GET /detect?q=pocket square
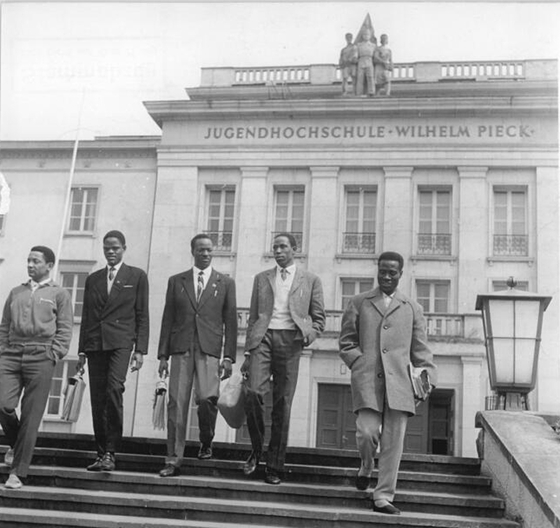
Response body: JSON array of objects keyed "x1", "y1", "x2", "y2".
[{"x1": 123, "y1": 285, "x2": 134, "y2": 288}]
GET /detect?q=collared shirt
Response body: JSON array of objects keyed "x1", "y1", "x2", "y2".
[
  {"x1": 269, "y1": 264, "x2": 296, "y2": 330},
  {"x1": 193, "y1": 266, "x2": 212, "y2": 297},
  {"x1": 107, "y1": 261, "x2": 124, "y2": 294},
  {"x1": 383, "y1": 291, "x2": 395, "y2": 309},
  {"x1": 29, "y1": 277, "x2": 52, "y2": 292}
]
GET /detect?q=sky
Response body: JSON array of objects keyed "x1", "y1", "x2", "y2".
[{"x1": 1, "y1": 1, "x2": 559, "y2": 141}]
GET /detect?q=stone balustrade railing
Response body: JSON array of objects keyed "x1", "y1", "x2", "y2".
[
  {"x1": 201, "y1": 59, "x2": 556, "y2": 88},
  {"x1": 236, "y1": 308, "x2": 482, "y2": 340}
]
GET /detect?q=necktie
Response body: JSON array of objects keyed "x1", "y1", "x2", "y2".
[
  {"x1": 197, "y1": 271, "x2": 204, "y2": 302},
  {"x1": 280, "y1": 268, "x2": 287, "y2": 281},
  {"x1": 109, "y1": 267, "x2": 115, "y2": 281}
]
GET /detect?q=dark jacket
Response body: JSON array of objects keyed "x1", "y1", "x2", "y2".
[
  {"x1": 157, "y1": 268, "x2": 237, "y2": 361},
  {"x1": 78, "y1": 263, "x2": 149, "y2": 354}
]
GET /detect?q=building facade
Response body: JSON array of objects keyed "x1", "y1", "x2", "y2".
[{"x1": 0, "y1": 58, "x2": 557, "y2": 457}]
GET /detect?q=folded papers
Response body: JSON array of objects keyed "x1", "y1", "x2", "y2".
[{"x1": 408, "y1": 364, "x2": 431, "y2": 402}]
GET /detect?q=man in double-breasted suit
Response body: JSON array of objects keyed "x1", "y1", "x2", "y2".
[
  {"x1": 339, "y1": 251, "x2": 437, "y2": 515},
  {"x1": 77, "y1": 230, "x2": 149, "y2": 472},
  {"x1": 157, "y1": 233, "x2": 237, "y2": 477},
  {"x1": 241, "y1": 233, "x2": 325, "y2": 485}
]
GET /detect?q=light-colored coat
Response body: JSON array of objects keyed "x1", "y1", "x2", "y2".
[
  {"x1": 339, "y1": 287, "x2": 437, "y2": 415},
  {"x1": 245, "y1": 267, "x2": 325, "y2": 351}
]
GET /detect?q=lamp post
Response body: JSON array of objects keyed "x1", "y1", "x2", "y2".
[{"x1": 475, "y1": 278, "x2": 552, "y2": 411}]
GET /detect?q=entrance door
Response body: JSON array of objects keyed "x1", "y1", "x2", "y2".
[
  {"x1": 404, "y1": 389, "x2": 454, "y2": 455},
  {"x1": 316, "y1": 384, "x2": 356, "y2": 450}
]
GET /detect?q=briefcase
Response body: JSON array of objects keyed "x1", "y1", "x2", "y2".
[
  {"x1": 217, "y1": 372, "x2": 246, "y2": 429},
  {"x1": 61, "y1": 373, "x2": 86, "y2": 422}
]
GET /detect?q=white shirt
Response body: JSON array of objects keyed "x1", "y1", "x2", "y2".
[
  {"x1": 107, "y1": 261, "x2": 124, "y2": 294},
  {"x1": 193, "y1": 266, "x2": 212, "y2": 297},
  {"x1": 383, "y1": 291, "x2": 395, "y2": 308},
  {"x1": 269, "y1": 264, "x2": 296, "y2": 330}
]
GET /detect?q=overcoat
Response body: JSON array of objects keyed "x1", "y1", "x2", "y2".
[{"x1": 339, "y1": 287, "x2": 437, "y2": 416}]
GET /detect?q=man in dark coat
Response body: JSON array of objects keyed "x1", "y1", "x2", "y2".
[
  {"x1": 339, "y1": 251, "x2": 437, "y2": 515},
  {"x1": 77, "y1": 230, "x2": 149, "y2": 472},
  {"x1": 157, "y1": 233, "x2": 237, "y2": 477}
]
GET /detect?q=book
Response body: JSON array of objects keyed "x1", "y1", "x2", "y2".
[{"x1": 408, "y1": 364, "x2": 432, "y2": 402}]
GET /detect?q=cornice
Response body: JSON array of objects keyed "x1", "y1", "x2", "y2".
[{"x1": 144, "y1": 94, "x2": 557, "y2": 127}]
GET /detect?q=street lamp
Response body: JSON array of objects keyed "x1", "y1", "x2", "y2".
[{"x1": 475, "y1": 278, "x2": 552, "y2": 411}]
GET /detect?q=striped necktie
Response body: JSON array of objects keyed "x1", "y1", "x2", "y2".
[{"x1": 197, "y1": 271, "x2": 204, "y2": 302}]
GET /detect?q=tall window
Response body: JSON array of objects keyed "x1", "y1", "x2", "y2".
[
  {"x1": 68, "y1": 187, "x2": 98, "y2": 233},
  {"x1": 416, "y1": 280, "x2": 450, "y2": 313},
  {"x1": 418, "y1": 189, "x2": 451, "y2": 255},
  {"x1": 206, "y1": 187, "x2": 235, "y2": 251},
  {"x1": 341, "y1": 278, "x2": 374, "y2": 310},
  {"x1": 46, "y1": 359, "x2": 79, "y2": 417},
  {"x1": 493, "y1": 189, "x2": 528, "y2": 256},
  {"x1": 343, "y1": 187, "x2": 376, "y2": 253},
  {"x1": 273, "y1": 187, "x2": 304, "y2": 251},
  {"x1": 61, "y1": 271, "x2": 88, "y2": 320}
]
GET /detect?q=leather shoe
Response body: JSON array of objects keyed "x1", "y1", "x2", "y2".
[
  {"x1": 243, "y1": 450, "x2": 261, "y2": 476},
  {"x1": 264, "y1": 469, "x2": 281, "y2": 485},
  {"x1": 356, "y1": 475, "x2": 369, "y2": 491},
  {"x1": 100, "y1": 452, "x2": 115, "y2": 472},
  {"x1": 86, "y1": 456, "x2": 104, "y2": 472},
  {"x1": 373, "y1": 502, "x2": 401, "y2": 515},
  {"x1": 159, "y1": 464, "x2": 180, "y2": 477},
  {"x1": 197, "y1": 444, "x2": 212, "y2": 460}
]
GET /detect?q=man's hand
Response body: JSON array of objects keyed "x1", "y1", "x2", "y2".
[
  {"x1": 240, "y1": 355, "x2": 251, "y2": 377},
  {"x1": 130, "y1": 351, "x2": 143, "y2": 373},
  {"x1": 158, "y1": 358, "x2": 169, "y2": 379},
  {"x1": 219, "y1": 358, "x2": 233, "y2": 380},
  {"x1": 76, "y1": 354, "x2": 87, "y2": 374}
]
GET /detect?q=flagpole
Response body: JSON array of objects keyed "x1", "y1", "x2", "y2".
[{"x1": 53, "y1": 89, "x2": 85, "y2": 279}]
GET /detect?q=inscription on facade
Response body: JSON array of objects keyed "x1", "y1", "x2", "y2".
[{"x1": 202, "y1": 123, "x2": 536, "y2": 141}]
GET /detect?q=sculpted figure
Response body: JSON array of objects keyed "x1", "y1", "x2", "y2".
[
  {"x1": 339, "y1": 32, "x2": 358, "y2": 95},
  {"x1": 356, "y1": 30, "x2": 376, "y2": 97},
  {"x1": 373, "y1": 34, "x2": 393, "y2": 96}
]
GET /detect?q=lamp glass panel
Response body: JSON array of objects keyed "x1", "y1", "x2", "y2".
[
  {"x1": 491, "y1": 338, "x2": 515, "y2": 384},
  {"x1": 513, "y1": 300, "x2": 540, "y2": 338},
  {"x1": 487, "y1": 300, "x2": 514, "y2": 337},
  {"x1": 514, "y1": 339, "x2": 537, "y2": 385}
]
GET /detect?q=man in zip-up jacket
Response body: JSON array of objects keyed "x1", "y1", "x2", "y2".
[{"x1": 0, "y1": 246, "x2": 73, "y2": 489}]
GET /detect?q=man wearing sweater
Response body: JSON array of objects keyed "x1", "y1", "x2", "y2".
[{"x1": 0, "y1": 246, "x2": 73, "y2": 489}]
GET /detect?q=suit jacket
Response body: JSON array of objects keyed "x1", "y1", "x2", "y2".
[
  {"x1": 339, "y1": 287, "x2": 437, "y2": 416},
  {"x1": 78, "y1": 263, "x2": 150, "y2": 354},
  {"x1": 245, "y1": 267, "x2": 325, "y2": 351},
  {"x1": 157, "y1": 268, "x2": 237, "y2": 361}
]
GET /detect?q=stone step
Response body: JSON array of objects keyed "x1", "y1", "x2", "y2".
[
  {"x1": 2, "y1": 433, "x2": 482, "y2": 475},
  {"x1": 0, "y1": 466, "x2": 505, "y2": 518},
  {"x1": 4, "y1": 447, "x2": 493, "y2": 495},
  {"x1": 0, "y1": 487, "x2": 520, "y2": 528}
]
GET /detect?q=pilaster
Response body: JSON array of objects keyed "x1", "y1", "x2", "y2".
[{"x1": 382, "y1": 167, "x2": 414, "y2": 256}]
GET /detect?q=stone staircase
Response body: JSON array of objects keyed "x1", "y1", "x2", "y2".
[{"x1": 0, "y1": 434, "x2": 519, "y2": 528}]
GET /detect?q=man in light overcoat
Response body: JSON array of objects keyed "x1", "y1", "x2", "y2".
[{"x1": 339, "y1": 251, "x2": 437, "y2": 515}]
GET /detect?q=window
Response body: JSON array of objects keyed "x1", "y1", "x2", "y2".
[
  {"x1": 493, "y1": 189, "x2": 528, "y2": 256},
  {"x1": 206, "y1": 187, "x2": 235, "y2": 251},
  {"x1": 46, "y1": 359, "x2": 79, "y2": 417},
  {"x1": 272, "y1": 187, "x2": 304, "y2": 251},
  {"x1": 0, "y1": 215, "x2": 5, "y2": 235},
  {"x1": 341, "y1": 278, "x2": 374, "y2": 310},
  {"x1": 416, "y1": 281, "x2": 450, "y2": 313},
  {"x1": 418, "y1": 189, "x2": 451, "y2": 255},
  {"x1": 343, "y1": 187, "x2": 376, "y2": 253},
  {"x1": 61, "y1": 271, "x2": 88, "y2": 319},
  {"x1": 68, "y1": 187, "x2": 98, "y2": 233}
]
